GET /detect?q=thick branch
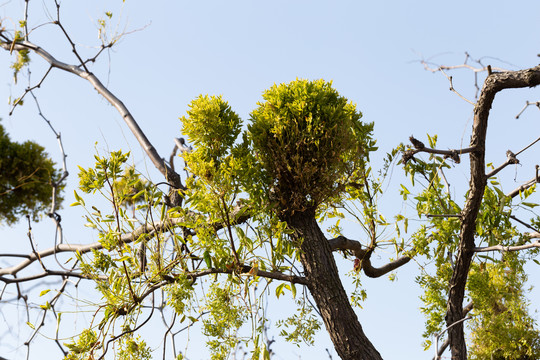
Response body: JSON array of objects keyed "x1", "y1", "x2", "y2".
[{"x1": 329, "y1": 235, "x2": 411, "y2": 278}]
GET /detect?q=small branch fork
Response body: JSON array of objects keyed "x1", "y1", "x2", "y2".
[
  {"x1": 433, "y1": 302, "x2": 473, "y2": 360},
  {"x1": 421, "y1": 52, "x2": 509, "y2": 100},
  {"x1": 515, "y1": 100, "x2": 540, "y2": 119}
]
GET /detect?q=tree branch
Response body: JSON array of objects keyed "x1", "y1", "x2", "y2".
[
  {"x1": 0, "y1": 205, "x2": 250, "y2": 277},
  {"x1": 328, "y1": 235, "x2": 411, "y2": 278},
  {"x1": 474, "y1": 235, "x2": 540, "y2": 253},
  {"x1": 402, "y1": 136, "x2": 475, "y2": 164},
  {"x1": 0, "y1": 270, "x2": 106, "y2": 283},
  {"x1": 0, "y1": 38, "x2": 184, "y2": 190},
  {"x1": 506, "y1": 176, "x2": 538, "y2": 199}
]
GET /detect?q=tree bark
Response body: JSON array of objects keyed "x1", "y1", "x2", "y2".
[{"x1": 286, "y1": 210, "x2": 383, "y2": 360}]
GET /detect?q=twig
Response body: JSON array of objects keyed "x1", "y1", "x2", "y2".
[{"x1": 515, "y1": 100, "x2": 540, "y2": 119}]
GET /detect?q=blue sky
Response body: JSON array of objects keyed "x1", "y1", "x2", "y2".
[{"x1": 1, "y1": 1, "x2": 540, "y2": 359}]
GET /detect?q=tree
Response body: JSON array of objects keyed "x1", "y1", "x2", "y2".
[
  {"x1": 1, "y1": 3, "x2": 540, "y2": 360},
  {"x1": 0, "y1": 121, "x2": 64, "y2": 224}
]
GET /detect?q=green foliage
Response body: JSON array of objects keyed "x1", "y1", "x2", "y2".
[
  {"x1": 468, "y1": 261, "x2": 540, "y2": 360},
  {"x1": 181, "y1": 94, "x2": 241, "y2": 167},
  {"x1": 112, "y1": 166, "x2": 153, "y2": 208},
  {"x1": 10, "y1": 30, "x2": 31, "y2": 84},
  {"x1": 203, "y1": 284, "x2": 247, "y2": 359},
  {"x1": 0, "y1": 122, "x2": 63, "y2": 224},
  {"x1": 63, "y1": 329, "x2": 99, "y2": 360},
  {"x1": 165, "y1": 275, "x2": 194, "y2": 315},
  {"x1": 404, "y1": 136, "x2": 540, "y2": 353},
  {"x1": 248, "y1": 79, "x2": 375, "y2": 214},
  {"x1": 276, "y1": 298, "x2": 321, "y2": 346},
  {"x1": 78, "y1": 150, "x2": 130, "y2": 194},
  {"x1": 117, "y1": 335, "x2": 152, "y2": 360}
]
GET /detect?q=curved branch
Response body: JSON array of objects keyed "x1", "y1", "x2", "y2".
[
  {"x1": 433, "y1": 302, "x2": 474, "y2": 360},
  {"x1": 328, "y1": 235, "x2": 411, "y2": 278}
]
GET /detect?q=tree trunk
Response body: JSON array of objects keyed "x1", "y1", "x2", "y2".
[{"x1": 286, "y1": 210, "x2": 383, "y2": 360}]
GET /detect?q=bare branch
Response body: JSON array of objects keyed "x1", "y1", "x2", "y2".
[
  {"x1": 506, "y1": 176, "x2": 538, "y2": 199},
  {"x1": 474, "y1": 237, "x2": 540, "y2": 253},
  {"x1": 402, "y1": 136, "x2": 475, "y2": 164},
  {"x1": 486, "y1": 150, "x2": 519, "y2": 178},
  {"x1": 0, "y1": 269, "x2": 106, "y2": 283},
  {"x1": 8, "y1": 66, "x2": 53, "y2": 115},
  {"x1": 487, "y1": 134, "x2": 540, "y2": 179},
  {"x1": 515, "y1": 100, "x2": 540, "y2": 119},
  {"x1": 0, "y1": 38, "x2": 184, "y2": 190},
  {"x1": 445, "y1": 63, "x2": 540, "y2": 360},
  {"x1": 328, "y1": 235, "x2": 411, "y2": 278},
  {"x1": 509, "y1": 215, "x2": 540, "y2": 233}
]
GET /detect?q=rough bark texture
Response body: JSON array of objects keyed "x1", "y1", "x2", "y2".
[
  {"x1": 286, "y1": 210, "x2": 383, "y2": 360},
  {"x1": 446, "y1": 65, "x2": 540, "y2": 360}
]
